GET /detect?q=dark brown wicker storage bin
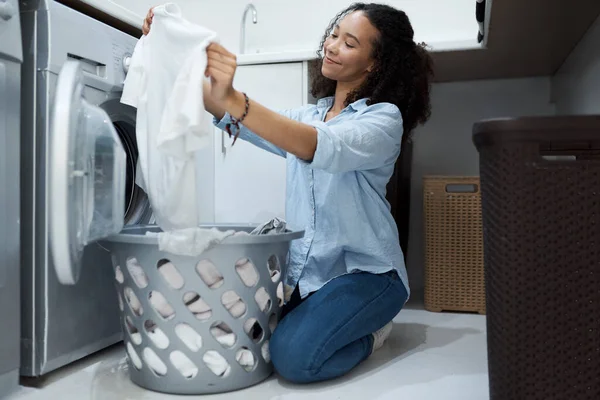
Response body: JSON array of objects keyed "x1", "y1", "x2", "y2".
[
  {"x1": 473, "y1": 116, "x2": 600, "y2": 400},
  {"x1": 423, "y1": 176, "x2": 485, "y2": 314}
]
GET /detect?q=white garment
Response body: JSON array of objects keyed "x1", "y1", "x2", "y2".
[
  {"x1": 261, "y1": 341, "x2": 271, "y2": 363},
  {"x1": 170, "y1": 351, "x2": 198, "y2": 378},
  {"x1": 196, "y1": 257, "x2": 272, "y2": 311},
  {"x1": 221, "y1": 290, "x2": 246, "y2": 318},
  {"x1": 157, "y1": 261, "x2": 184, "y2": 289},
  {"x1": 148, "y1": 291, "x2": 176, "y2": 319},
  {"x1": 175, "y1": 324, "x2": 203, "y2": 352},
  {"x1": 121, "y1": 3, "x2": 217, "y2": 231},
  {"x1": 183, "y1": 291, "x2": 212, "y2": 320},
  {"x1": 235, "y1": 258, "x2": 259, "y2": 287},
  {"x1": 129, "y1": 322, "x2": 257, "y2": 376},
  {"x1": 124, "y1": 288, "x2": 143, "y2": 316},
  {"x1": 126, "y1": 258, "x2": 148, "y2": 288},
  {"x1": 153, "y1": 228, "x2": 236, "y2": 256}
]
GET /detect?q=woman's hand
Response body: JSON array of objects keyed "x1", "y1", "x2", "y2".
[
  {"x1": 142, "y1": 7, "x2": 154, "y2": 35},
  {"x1": 203, "y1": 45, "x2": 317, "y2": 160},
  {"x1": 205, "y1": 43, "x2": 238, "y2": 107}
]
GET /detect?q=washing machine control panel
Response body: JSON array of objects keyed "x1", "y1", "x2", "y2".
[
  {"x1": 111, "y1": 37, "x2": 135, "y2": 83},
  {"x1": 122, "y1": 54, "x2": 132, "y2": 74}
]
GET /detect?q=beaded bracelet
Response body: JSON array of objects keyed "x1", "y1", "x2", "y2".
[{"x1": 225, "y1": 92, "x2": 250, "y2": 146}]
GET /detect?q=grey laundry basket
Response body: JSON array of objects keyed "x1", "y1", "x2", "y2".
[{"x1": 103, "y1": 225, "x2": 303, "y2": 395}]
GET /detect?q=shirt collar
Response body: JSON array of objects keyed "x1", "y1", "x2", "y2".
[{"x1": 316, "y1": 96, "x2": 369, "y2": 112}]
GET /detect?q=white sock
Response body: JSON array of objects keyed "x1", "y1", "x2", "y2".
[{"x1": 371, "y1": 321, "x2": 393, "y2": 354}]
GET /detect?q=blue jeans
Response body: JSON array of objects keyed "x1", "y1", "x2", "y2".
[{"x1": 270, "y1": 271, "x2": 409, "y2": 383}]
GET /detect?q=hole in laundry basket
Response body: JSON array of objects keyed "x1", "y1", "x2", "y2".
[
  {"x1": 267, "y1": 255, "x2": 282, "y2": 283},
  {"x1": 235, "y1": 258, "x2": 259, "y2": 287},
  {"x1": 175, "y1": 323, "x2": 203, "y2": 352},
  {"x1": 125, "y1": 316, "x2": 142, "y2": 345},
  {"x1": 269, "y1": 313, "x2": 278, "y2": 333},
  {"x1": 255, "y1": 287, "x2": 272, "y2": 313},
  {"x1": 144, "y1": 320, "x2": 170, "y2": 349},
  {"x1": 115, "y1": 266, "x2": 124, "y2": 284},
  {"x1": 236, "y1": 347, "x2": 257, "y2": 372},
  {"x1": 124, "y1": 287, "x2": 144, "y2": 317},
  {"x1": 148, "y1": 291, "x2": 176, "y2": 320},
  {"x1": 221, "y1": 290, "x2": 247, "y2": 319},
  {"x1": 203, "y1": 351, "x2": 231, "y2": 378},
  {"x1": 210, "y1": 322, "x2": 237, "y2": 349},
  {"x1": 196, "y1": 260, "x2": 224, "y2": 289},
  {"x1": 143, "y1": 347, "x2": 168, "y2": 376},
  {"x1": 170, "y1": 351, "x2": 198, "y2": 379},
  {"x1": 126, "y1": 257, "x2": 149, "y2": 289},
  {"x1": 126, "y1": 342, "x2": 143, "y2": 370},
  {"x1": 243, "y1": 318, "x2": 265, "y2": 344},
  {"x1": 261, "y1": 340, "x2": 271, "y2": 363},
  {"x1": 276, "y1": 282, "x2": 284, "y2": 307},
  {"x1": 157, "y1": 259, "x2": 184, "y2": 290},
  {"x1": 183, "y1": 291, "x2": 212, "y2": 320},
  {"x1": 118, "y1": 292, "x2": 124, "y2": 312}
]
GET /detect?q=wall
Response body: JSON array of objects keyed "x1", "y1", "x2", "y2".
[
  {"x1": 102, "y1": 0, "x2": 479, "y2": 53},
  {"x1": 406, "y1": 13, "x2": 600, "y2": 298},
  {"x1": 406, "y1": 77, "x2": 556, "y2": 295},
  {"x1": 551, "y1": 14, "x2": 600, "y2": 115}
]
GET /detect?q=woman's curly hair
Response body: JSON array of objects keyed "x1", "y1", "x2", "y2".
[{"x1": 310, "y1": 2, "x2": 434, "y2": 137}]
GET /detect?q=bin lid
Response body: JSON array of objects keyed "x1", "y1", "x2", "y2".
[{"x1": 473, "y1": 115, "x2": 600, "y2": 149}]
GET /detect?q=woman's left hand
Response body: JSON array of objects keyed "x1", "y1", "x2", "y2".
[{"x1": 205, "y1": 43, "x2": 238, "y2": 106}]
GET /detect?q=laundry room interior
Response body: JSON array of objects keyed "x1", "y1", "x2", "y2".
[{"x1": 1, "y1": 0, "x2": 600, "y2": 399}]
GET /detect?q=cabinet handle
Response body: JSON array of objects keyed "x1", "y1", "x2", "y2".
[{"x1": 221, "y1": 130, "x2": 226, "y2": 155}]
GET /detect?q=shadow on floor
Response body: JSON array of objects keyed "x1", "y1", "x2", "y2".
[{"x1": 276, "y1": 321, "x2": 481, "y2": 393}]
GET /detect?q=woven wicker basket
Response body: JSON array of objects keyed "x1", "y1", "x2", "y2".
[{"x1": 423, "y1": 176, "x2": 485, "y2": 314}]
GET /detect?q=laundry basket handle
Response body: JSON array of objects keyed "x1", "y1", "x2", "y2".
[
  {"x1": 445, "y1": 183, "x2": 479, "y2": 194},
  {"x1": 539, "y1": 140, "x2": 600, "y2": 162}
]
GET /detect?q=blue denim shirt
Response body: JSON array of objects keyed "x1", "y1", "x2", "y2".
[{"x1": 214, "y1": 96, "x2": 409, "y2": 300}]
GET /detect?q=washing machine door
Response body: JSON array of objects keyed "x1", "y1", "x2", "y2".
[{"x1": 50, "y1": 60, "x2": 127, "y2": 285}]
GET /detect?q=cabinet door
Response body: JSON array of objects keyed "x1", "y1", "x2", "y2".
[{"x1": 214, "y1": 63, "x2": 304, "y2": 224}]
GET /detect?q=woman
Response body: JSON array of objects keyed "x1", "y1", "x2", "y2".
[{"x1": 143, "y1": 2, "x2": 433, "y2": 384}]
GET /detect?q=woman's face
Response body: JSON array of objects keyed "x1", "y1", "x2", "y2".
[{"x1": 321, "y1": 11, "x2": 378, "y2": 85}]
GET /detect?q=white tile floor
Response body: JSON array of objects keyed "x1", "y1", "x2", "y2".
[{"x1": 7, "y1": 305, "x2": 489, "y2": 400}]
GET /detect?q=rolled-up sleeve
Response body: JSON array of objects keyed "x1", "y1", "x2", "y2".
[
  {"x1": 213, "y1": 107, "x2": 307, "y2": 158},
  {"x1": 304, "y1": 104, "x2": 404, "y2": 174}
]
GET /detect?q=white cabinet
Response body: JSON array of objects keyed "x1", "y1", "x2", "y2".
[{"x1": 213, "y1": 62, "x2": 307, "y2": 224}]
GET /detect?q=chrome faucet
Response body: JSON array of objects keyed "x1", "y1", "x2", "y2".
[{"x1": 240, "y1": 3, "x2": 258, "y2": 54}]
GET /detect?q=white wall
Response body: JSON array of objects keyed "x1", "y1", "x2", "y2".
[
  {"x1": 102, "y1": 0, "x2": 479, "y2": 53},
  {"x1": 407, "y1": 77, "x2": 556, "y2": 295},
  {"x1": 551, "y1": 14, "x2": 600, "y2": 115}
]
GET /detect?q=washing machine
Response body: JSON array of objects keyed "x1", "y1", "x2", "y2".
[
  {"x1": 0, "y1": 0, "x2": 22, "y2": 394},
  {"x1": 19, "y1": 0, "x2": 154, "y2": 376}
]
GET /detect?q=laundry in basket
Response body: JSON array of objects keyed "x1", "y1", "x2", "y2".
[
  {"x1": 110, "y1": 224, "x2": 303, "y2": 394},
  {"x1": 123, "y1": 221, "x2": 287, "y2": 379},
  {"x1": 151, "y1": 217, "x2": 289, "y2": 256}
]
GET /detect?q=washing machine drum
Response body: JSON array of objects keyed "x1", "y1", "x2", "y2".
[{"x1": 114, "y1": 122, "x2": 151, "y2": 225}]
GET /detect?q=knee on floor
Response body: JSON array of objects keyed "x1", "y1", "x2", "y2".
[{"x1": 269, "y1": 327, "x2": 318, "y2": 383}]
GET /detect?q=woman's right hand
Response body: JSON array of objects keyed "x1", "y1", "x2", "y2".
[
  {"x1": 142, "y1": 7, "x2": 154, "y2": 35},
  {"x1": 139, "y1": 6, "x2": 226, "y2": 120}
]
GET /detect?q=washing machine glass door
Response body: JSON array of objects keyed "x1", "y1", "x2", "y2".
[{"x1": 50, "y1": 60, "x2": 127, "y2": 285}]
